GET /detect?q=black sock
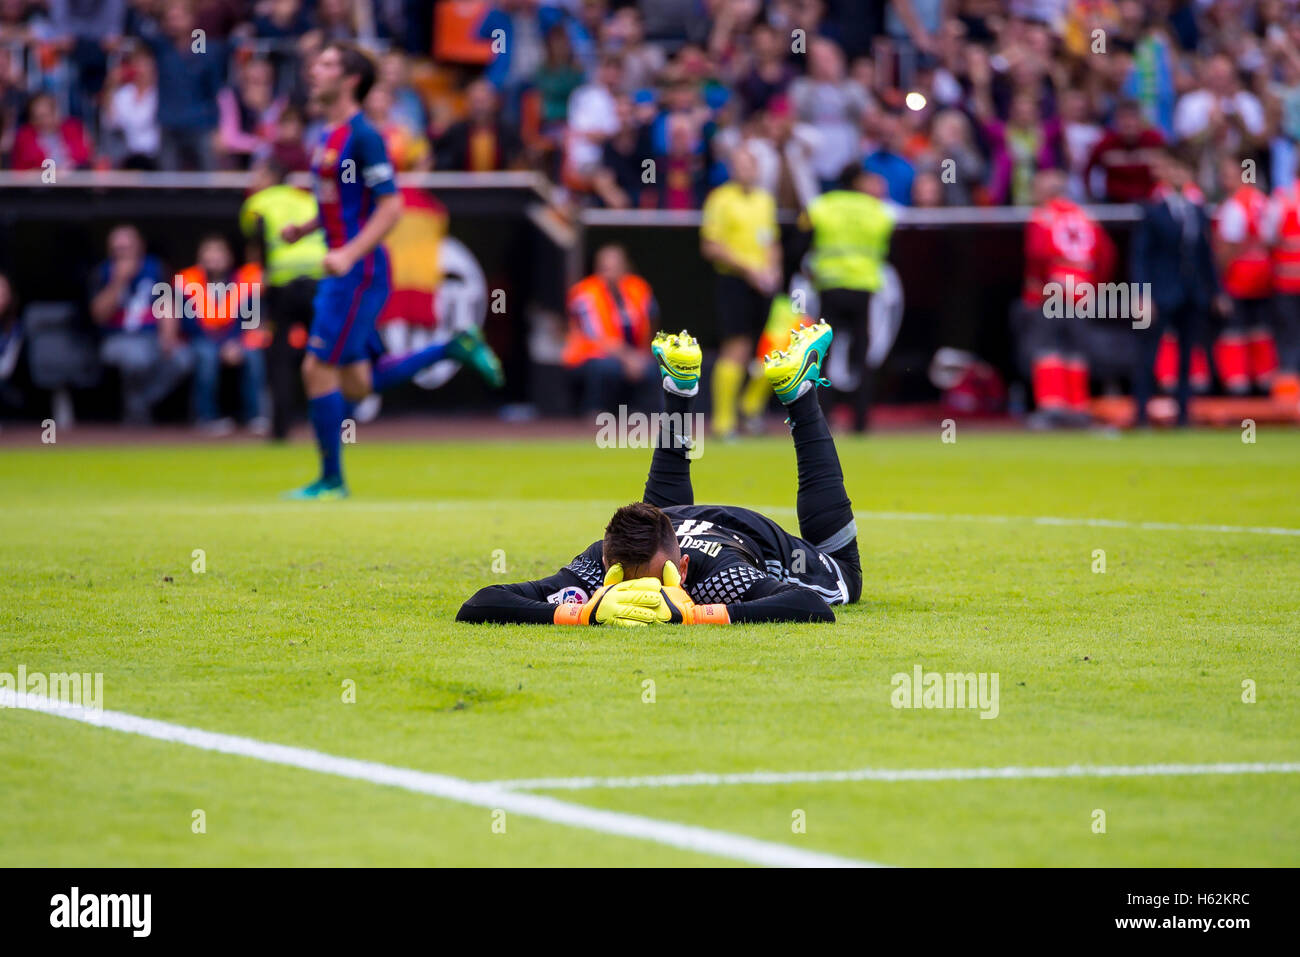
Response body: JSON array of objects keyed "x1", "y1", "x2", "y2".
[
  {"x1": 643, "y1": 388, "x2": 696, "y2": 507},
  {"x1": 787, "y1": 387, "x2": 822, "y2": 429},
  {"x1": 788, "y1": 388, "x2": 855, "y2": 555}
]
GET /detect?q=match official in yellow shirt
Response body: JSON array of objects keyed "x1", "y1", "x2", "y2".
[
  {"x1": 701, "y1": 146, "x2": 780, "y2": 439},
  {"x1": 240, "y1": 156, "x2": 326, "y2": 440}
]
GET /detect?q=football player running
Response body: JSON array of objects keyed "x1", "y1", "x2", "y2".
[
  {"x1": 282, "y1": 42, "x2": 503, "y2": 500},
  {"x1": 457, "y1": 321, "x2": 861, "y2": 625}
]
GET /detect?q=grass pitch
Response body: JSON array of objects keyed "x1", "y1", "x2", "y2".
[{"x1": 1, "y1": 427, "x2": 1297, "y2": 866}]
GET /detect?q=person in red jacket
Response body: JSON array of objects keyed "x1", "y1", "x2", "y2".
[
  {"x1": 1213, "y1": 155, "x2": 1277, "y2": 393},
  {"x1": 1083, "y1": 99, "x2": 1164, "y2": 203},
  {"x1": 1018, "y1": 169, "x2": 1116, "y2": 426},
  {"x1": 1266, "y1": 177, "x2": 1300, "y2": 401},
  {"x1": 10, "y1": 92, "x2": 93, "y2": 172}
]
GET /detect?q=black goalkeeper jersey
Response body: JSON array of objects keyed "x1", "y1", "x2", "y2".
[{"x1": 456, "y1": 504, "x2": 849, "y2": 625}]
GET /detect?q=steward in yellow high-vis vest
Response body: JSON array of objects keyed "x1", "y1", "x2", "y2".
[
  {"x1": 797, "y1": 166, "x2": 895, "y2": 432},
  {"x1": 240, "y1": 157, "x2": 327, "y2": 439}
]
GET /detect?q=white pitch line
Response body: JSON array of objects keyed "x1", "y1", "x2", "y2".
[
  {"x1": 490, "y1": 761, "x2": 1300, "y2": 792},
  {"x1": 0, "y1": 689, "x2": 875, "y2": 869},
  {"x1": 831, "y1": 509, "x2": 1300, "y2": 538},
  {"x1": 14, "y1": 499, "x2": 1299, "y2": 538}
]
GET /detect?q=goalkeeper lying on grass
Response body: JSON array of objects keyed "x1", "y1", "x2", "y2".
[{"x1": 457, "y1": 322, "x2": 861, "y2": 625}]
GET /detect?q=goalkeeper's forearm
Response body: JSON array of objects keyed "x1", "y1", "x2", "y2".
[
  {"x1": 455, "y1": 582, "x2": 838, "y2": 625},
  {"x1": 725, "y1": 588, "x2": 836, "y2": 624},
  {"x1": 456, "y1": 585, "x2": 559, "y2": 624}
]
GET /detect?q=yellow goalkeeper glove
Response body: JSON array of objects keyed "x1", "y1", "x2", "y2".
[
  {"x1": 552, "y1": 563, "x2": 665, "y2": 626},
  {"x1": 658, "y1": 560, "x2": 731, "y2": 624},
  {"x1": 600, "y1": 561, "x2": 731, "y2": 625}
]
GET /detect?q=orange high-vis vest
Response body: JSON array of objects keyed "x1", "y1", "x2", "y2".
[
  {"x1": 179, "y1": 263, "x2": 265, "y2": 346},
  {"x1": 563, "y1": 274, "x2": 656, "y2": 367},
  {"x1": 1271, "y1": 183, "x2": 1300, "y2": 295},
  {"x1": 1218, "y1": 186, "x2": 1272, "y2": 299}
]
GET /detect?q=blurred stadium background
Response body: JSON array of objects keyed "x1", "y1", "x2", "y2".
[
  {"x1": 0, "y1": 0, "x2": 1299, "y2": 437},
  {"x1": 3, "y1": 0, "x2": 1299, "y2": 871}
]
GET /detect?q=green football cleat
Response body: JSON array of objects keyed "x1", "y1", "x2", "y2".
[
  {"x1": 283, "y1": 477, "x2": 350, "y2": 500},
  {"x1": 763, "y1": 320, "x2": 833, "y2": 403},
  {"x1": 651, "y1": 329, "x2": 702, "y2": 396},
  {"x1": 447, "y1": 326, "x2": 505, "y2": 388}
]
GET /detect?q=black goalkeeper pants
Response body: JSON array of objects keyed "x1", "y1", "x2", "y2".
[
  {"x1": 264, "y1": 278, "x2": 317, "y2": 440},
  {"x1": 820, "y1": 287, "x2": 874, "y2": 432},
  {"x1": 642, "y1": 387, "x2": 862, "y2": 602}
]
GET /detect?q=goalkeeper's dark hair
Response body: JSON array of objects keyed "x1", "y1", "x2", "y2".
[
  {"x1": 326, "y1": 41, "x2": 377, "y2": 103},
  {"x1": 603, "y1": 502, "x2": 678, "y2": 571}
]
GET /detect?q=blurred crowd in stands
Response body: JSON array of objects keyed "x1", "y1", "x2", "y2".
[
  {"x1": 0, "y1": 0, "x2": 1298, "y2": 207},
  {"x1": 5, "y1": 0, "x2": 1300, "y2": 435}
]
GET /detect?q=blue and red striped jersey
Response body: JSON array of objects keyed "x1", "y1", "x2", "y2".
[{"x1": 311, "y1": 112, "x2": 397, "y2": 252}]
